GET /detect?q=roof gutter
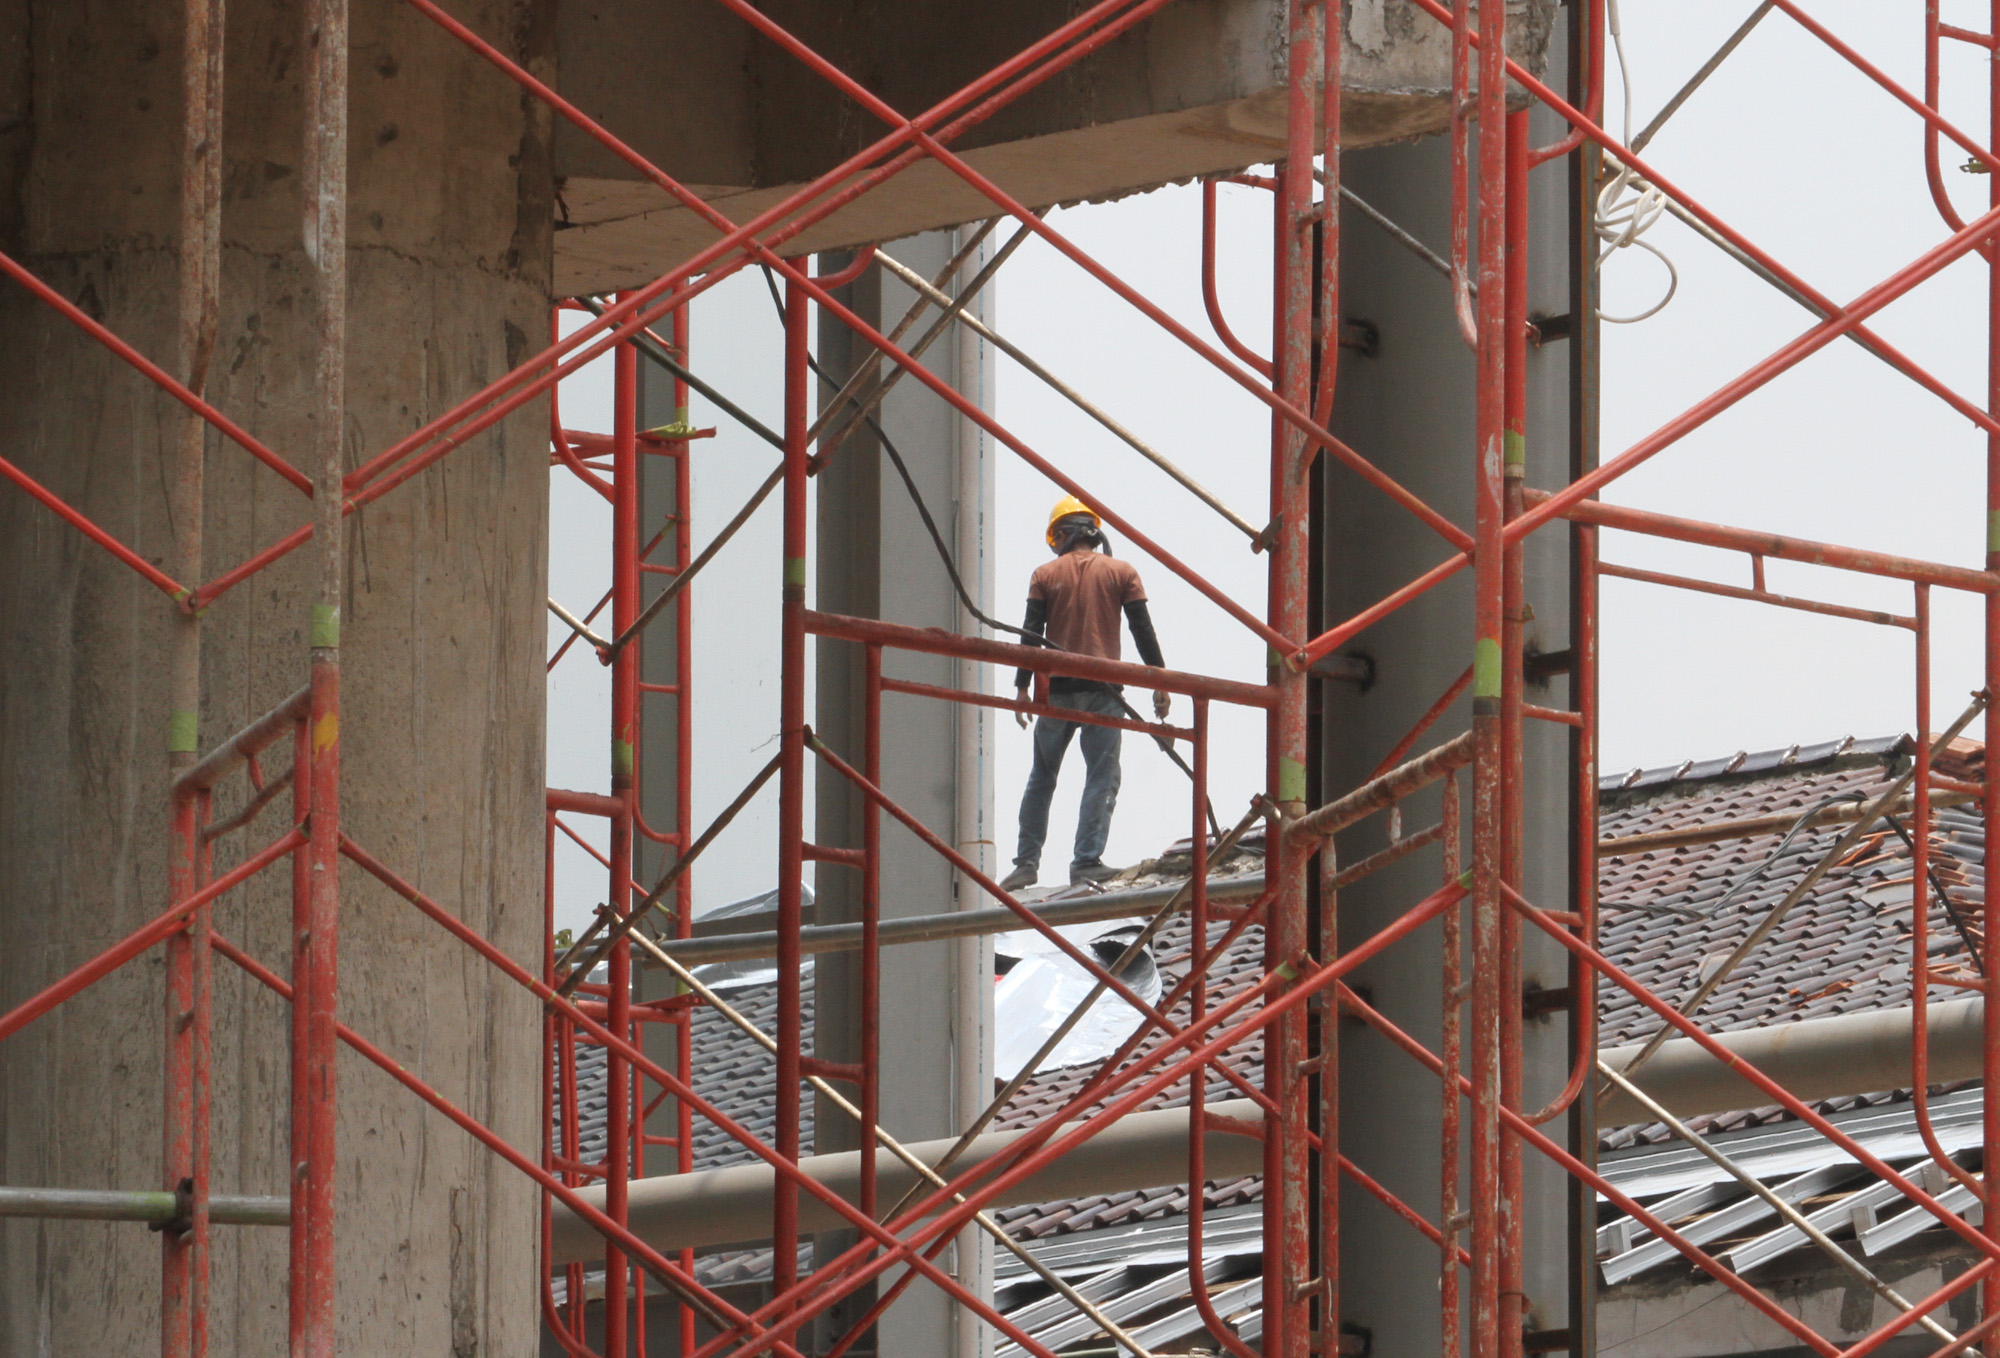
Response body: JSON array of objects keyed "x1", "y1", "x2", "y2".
[
  {"x1": 1598, "y1": 996, "x2": 1984, "y2": 1127},
  {"x1": 548, "y1": 1098, "x2": 1264, "y2": 1264}
]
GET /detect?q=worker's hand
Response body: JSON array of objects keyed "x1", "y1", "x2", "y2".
[
  {"x1": 1015, "y1": 687, "x2": 1032, "y2": 730},
  {"x1": 1153, "y1": 689, "x2": 1171, "y2": 721}
]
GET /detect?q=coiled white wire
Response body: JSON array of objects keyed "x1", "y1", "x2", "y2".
[{"x1": 1595, "y1": 0, "x2": 1679, "y2": 323}]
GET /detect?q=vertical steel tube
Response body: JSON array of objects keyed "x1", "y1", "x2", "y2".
[
  {"x1": 1468, "y1": 0, "x2": 1510, "y2": 1354},
  {"x1": 1267, "y1": 3, "x2": 1321, "y2": 1353},
  {"x1": 1497, "y1": 105, "x2": 1531, "y2": 1358},
  {"x1": 1316, "y1": 15, "x2": 1343, "y2": 1349},
  {"x1": 774, "y1": 277, "x2": 811, "y2": 1331},
  {"x1": 1983, "y1": 9, "x2": 2000, "y2": 1345},
  {"x1": 862, "y1": 644, "x2": 883, "y2": 1222},
  {"x1": 1907, "y1": 586, "x2": 1970, "y2": 1188},
  {"x1": 1441, "y1": 771, "x2": 1464, "y2": 1358},
  {"x1": 606, "y1": 320, "x2": 641, "y2": 1357},
  {"x1": 298, "y1": 0, "x2": 347, "y2": 1347},
  {"x1": 1188, "y1": 697, "x2": 1261, "y2": 1358},
  {"x1": 287, "y1": 718, "x2": 312, "y2": 1356},
  {"x1": 190, "y1": 794, "x2": 214, "y2": 1358},
  {"x1": 674, "y1": 290, "x2": 698, "y2": 1358},
  {"x1": 165, "y1": 1, "x2": 223, "y2": 1349},
  {"x1": 164, "y1": 792, "x2": 198, "y2": 1358}
]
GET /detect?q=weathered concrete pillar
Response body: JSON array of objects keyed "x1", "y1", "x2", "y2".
[
  {"x1": 1322, "y1": 84, "x2": 1578, "y2": 1358},
  {"x1": 0, "y1": 1, "x2": 551, "y2": 1350},
  {"x1": 814, "y1": 228, "x2": 996, "y2": 1358}
]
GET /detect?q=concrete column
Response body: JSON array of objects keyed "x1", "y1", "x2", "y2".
[
  {"x1": 0, "y1": 1, "x2": 552, "y2": 1350},
  {"x1": 1322, "y1": 99, "x2": 1576, "y2": 1358},
  {"x1": 813, "y1": 227, "x2": 995, "y2": 1358}
]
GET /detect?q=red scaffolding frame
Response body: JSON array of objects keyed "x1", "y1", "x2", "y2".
[{"x1": 9, "y1": 0, "x2": 2000, "y2": 1355}]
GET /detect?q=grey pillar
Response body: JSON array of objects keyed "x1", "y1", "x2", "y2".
[
  {"x1": 0, "y1": 1, "x2": 551, "y2": 1349},
  {"x1": 814, "y1": 227, "x2": 996, "y2": 1358},
  {"x1": 1322, "y1": 90, "x2": 1579, "y2": 1358}
]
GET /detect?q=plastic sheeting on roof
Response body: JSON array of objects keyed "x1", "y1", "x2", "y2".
[{"x1": 993, "y1": 924, "x2": 1163, "y2": 1083}]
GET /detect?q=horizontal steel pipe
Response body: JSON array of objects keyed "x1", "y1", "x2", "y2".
[
  {"x1": 806, "y1": 609, "x2": 1274, "y2": 709},
  {"x1": 1525, "y1": 490, "x2": 1996, "y2": 594},
  {"x1": 649, "y1": 873, "x2": 1268, "y2": 966},
  {"x1": 1598, "y1": 560, "x2": 1919, "y2": 630},
  {"x1": 1598, "y1": 788, "x2": 1976, "y2": 857},
  {"x1": 547, "y1": 1098, "x2": 1263, "y2": 1263},
  {"x1": 0, "y1": 1186, "x2": 288, "y2": 1226},
  {"x1": 546, "y1": 787, "x2": 626, "y2": 818},
  {"x1": 1598, "y1": 998, "x2": 1985, "y2": 1126},
  {"x1": 171, "y1": 684, "x2": 311, "y2": 796},
  {"x1": 1287, "y1": 731, "x2": 1475, "y2": 843}
]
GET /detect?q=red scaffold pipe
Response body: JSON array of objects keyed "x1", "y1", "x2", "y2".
[
  {"x1": 1200, "y1": 179, "x2": 1273, "y2": 379},
  {"x1": 0, "y1": 250, "x2": 312, "y2": 496},
  {"x1": 0, "y1": 452, "x2": 192, "y2": 602}
]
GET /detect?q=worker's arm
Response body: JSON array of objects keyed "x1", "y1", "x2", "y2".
[
  {"x1": 1124, "y1": 601, "x2": 1172, "y2": 720},
  {"x1": 1012, "y1": 597, "x2": 1048, "y2": 729}
]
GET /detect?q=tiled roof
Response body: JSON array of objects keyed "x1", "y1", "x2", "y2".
[
  {"x1": 554, "y1": 735, "x2": 1988, "y2": 1278},
  {"x1": 1596, "y1": 734, "x2": 1987, "y2": 1151}
]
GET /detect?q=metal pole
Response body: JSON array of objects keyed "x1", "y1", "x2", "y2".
[
  {"x1": 164, "y1": 0, "x2": 225, "y2": 1348},
  {"x1": 605, "y1": 310, "x2": 640, "y2": 1357},
  {"x1": 1267, "y1": 1, "x2": 1320, "y2": 1352},
  {"x1": 862, "y1": 643, "x2": 882, "y2": 1225},
  {"x1": 1498, "y1": 102, "x2": 1531, "y2": 1358},
  {"x1": 774, "y1": 274, "x2": 811, "y2": 1338},
  {"x1": 1442, "y1": 771, "x2": 1464, "y2": 1358},
  {"x1": 1983, "y1": 5, "x2": 2000, "y2": 1346},
  {"x1": 287, "y1": 717, "x2": 311, "y2": 1356},
  {"x1": 297, "y1": 0, "x2": 346, "y2": 1346},
  {"x1": 1313, "y1": 8, "x2": 1343, "y2": 1349},
  {"x1": 1469, "y1": 0, "x2": 1510, "y2": 1354}
]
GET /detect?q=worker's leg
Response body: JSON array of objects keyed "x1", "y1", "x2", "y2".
[
  {"x1": 1009, "y1": 704, "x2": 1080, "y2": 883},
  {"x1": 1069, "y1": 688, "x2": 1125, "y2": 881}
]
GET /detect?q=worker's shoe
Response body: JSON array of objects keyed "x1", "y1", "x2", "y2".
[
  {"x1": 1069, "y1": 862, "x2": 1122, "y2": 887},
  {"x1": 999, "y1": 863, "x2": 1038, "y2": 892}
]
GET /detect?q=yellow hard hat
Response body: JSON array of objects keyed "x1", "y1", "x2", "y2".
[{"x1": 1045, "y1": 494, "x2": 1099, "y2": 549}]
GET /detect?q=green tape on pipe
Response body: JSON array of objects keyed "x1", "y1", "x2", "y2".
[
  {"x1": 1989, "y1": 509, "x2": 2000, "y2": 554},
  {"x1": 1278, "y1": 756, "x2": 1307, "y2": 805},
  {"x1": 648, "y1": 403, "x2": 697, "y2": 439},
  {"x1": 784, "y1": 556, "x2": 807, "y2": 588},
  {"x1": 1504, "y1": 429, "x2": 1526, "y2": 469},
  {"x1": 612, "y1": 739, "x2": 634, "y2": 782},
  {"x1": 1473, "y1": 637, "x2": 1502, "y2": 698},
  {"x1": 168, "y1": 710, "x2": 199, "y2": 754},
  {"x1": 310, "y1": 603, "x2": 340, "y2": 649}
]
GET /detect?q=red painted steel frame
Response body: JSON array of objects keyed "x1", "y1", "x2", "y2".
[{"x1": 8, "y1": 0, "x2": 2000, "y2": 1355}]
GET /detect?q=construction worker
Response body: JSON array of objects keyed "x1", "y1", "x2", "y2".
[{"x1": 1000, "y1": 496, "x2": 1170, "y2": 891}]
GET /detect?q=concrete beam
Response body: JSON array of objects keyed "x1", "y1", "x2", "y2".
[
  {"x1": 548, "y1": 1098, "x2": 1263, "y2": 1263},
  {"x1": 553, "y1": 0, "x2": 1559, "y2": 294}
]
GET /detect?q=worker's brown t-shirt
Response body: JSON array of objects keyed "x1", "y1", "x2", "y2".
[{"x1": 1028, "y1": 549, "x2": 1147, "y2": 663}]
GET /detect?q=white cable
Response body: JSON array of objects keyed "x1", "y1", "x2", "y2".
[{"x1": 1594, "y1": 0, "x2": 1679, "y2": 324}]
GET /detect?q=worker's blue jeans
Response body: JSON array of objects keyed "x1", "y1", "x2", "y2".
[{"x1": 1013, "y1": 687, "x2": 1123, "y2": 879}]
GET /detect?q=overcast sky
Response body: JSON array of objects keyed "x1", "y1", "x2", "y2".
[{"x1": 546, "y1": 1, "x2": 1996, "y2": 931}]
